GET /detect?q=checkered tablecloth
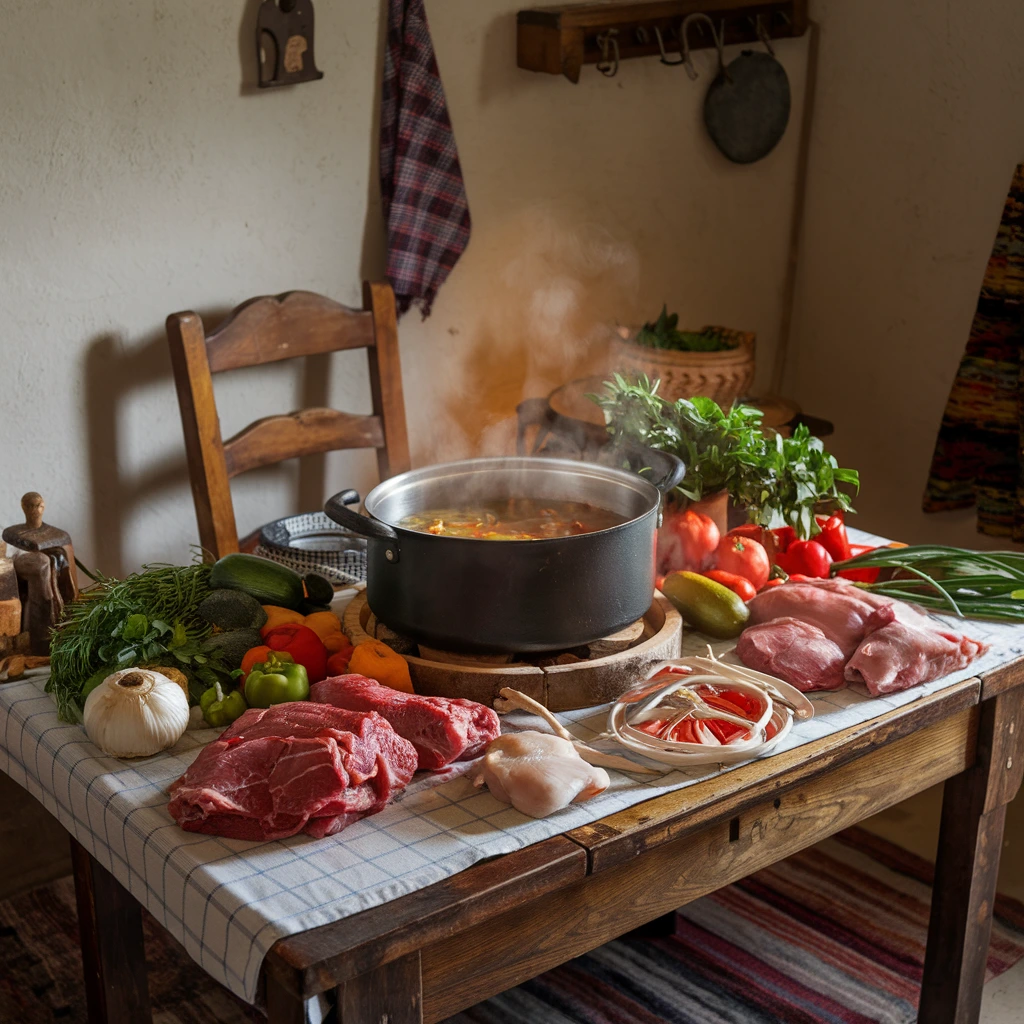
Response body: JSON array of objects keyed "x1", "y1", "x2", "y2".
[{"x1": 1, "y1": 531, "x2": 1022, "y2": 1006}]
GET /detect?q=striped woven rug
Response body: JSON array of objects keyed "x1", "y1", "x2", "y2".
[
  {"x1": 446, "y1": 828, "x2": 1024, "y2": 1024},
  {"x1": 1, "y1": 828, "x2": 1021, "y2": 1023}
]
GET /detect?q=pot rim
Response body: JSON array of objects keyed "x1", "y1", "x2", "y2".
[{"x1": 361, "y1": 455, "x2": 662, "y2": 545}]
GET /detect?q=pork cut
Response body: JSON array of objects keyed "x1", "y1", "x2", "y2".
[
  {"x1": 747, "y1": 580, "x2": 895, "y2": 656},
  {"x1": 309, "y1": 675, "x2": 500, "y2": 770},
  {"x1": 736, "y1": 617, "x2": 847, "y2": 692},
  {"x1": 845, "y1": 622, "x2": 989, "y2": 696},
  {"x1": 168, "y1": 703, "x2": 417, "y2": 840}
]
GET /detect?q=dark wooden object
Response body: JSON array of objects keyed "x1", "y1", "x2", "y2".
[
  {"x1": 518, "y1": 0, "x2": 808, "y2": 83},
  {"x1": 919, "y1": 685, "x2": 1024, "y2": 1024},
  {"x1": 257, "y1": 1, "x2": 323, "y2": 88},
  {"x1": 61, "y1": 660, "x2": 1024, "y2": 1024},
  {"x1": 168, "y1": 286, "x2": 411, "y2": 561},
  {"x1": 70, "y1": 838, "x2": 152, "y2": 1024}
]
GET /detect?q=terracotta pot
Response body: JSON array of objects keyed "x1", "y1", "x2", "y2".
[{"x1": 611, "y1": 327, "x2": 756, "y2": 409}]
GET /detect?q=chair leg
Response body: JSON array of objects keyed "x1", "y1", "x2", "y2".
[{"x1": 71, "y1": 837, "x2": 152, "y2": 1024}]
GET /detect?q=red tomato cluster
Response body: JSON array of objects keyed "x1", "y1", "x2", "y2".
[{"x1": 657, "y1": 508, "x2": 879, "y2": 601}]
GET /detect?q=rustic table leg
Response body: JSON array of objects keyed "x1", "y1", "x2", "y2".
[
  {"x1": 337, "y1": 951, "x2": 422, "y2": 1024},
  {"x1": 919, "y1": 688, "x2": 1024, "y2": 1024},
  {"x1": 70, "y1": 837, "x2": 153, "y2": 1024},
  {"x1": 265, "y1": 973, "x2": 310, "y2": 1024}
]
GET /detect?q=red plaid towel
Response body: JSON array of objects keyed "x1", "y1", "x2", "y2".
[{"x1": 380, "y1": 0, "x2": 471, "y2": 318}]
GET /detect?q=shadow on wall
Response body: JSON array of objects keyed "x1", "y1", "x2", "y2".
[{"x1": 82, "y1": 310, "x2": 337, "y2": 577}]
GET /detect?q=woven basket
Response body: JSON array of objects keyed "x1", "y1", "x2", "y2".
[{"x1": 610, "y1": 326, "x2": 756, "y2": 408}]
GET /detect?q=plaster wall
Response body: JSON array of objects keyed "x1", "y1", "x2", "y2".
[{"x1": 1, "y1": 0, "x2": 1021, "y2": 570}]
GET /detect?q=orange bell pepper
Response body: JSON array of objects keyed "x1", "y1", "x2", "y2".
[
  {"x1": 240, "y1": 644, "x2": 272, "y2": 681},
  {"x1": 348, "y1": 640, "x2": 413, "y2": 693},
  {"x1": 303, "y1": 611, "x2": 343, "y2": 641},
  {"x1": 322, "y1": 632, "x2": 351, "y2": 654}
]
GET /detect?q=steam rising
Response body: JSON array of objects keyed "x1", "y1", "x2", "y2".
[{"x1": 426, "y1": 208, "x2": 639, "y2": 463}]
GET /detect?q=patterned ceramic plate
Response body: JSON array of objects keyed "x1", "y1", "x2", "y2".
[{"x1": 255, "y1": 511, "x2": 367, "y2": 586}]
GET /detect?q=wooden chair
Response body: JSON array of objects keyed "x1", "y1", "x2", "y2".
[{"x1": 167, "y1": 283, "x2": 411, "y2": 560}]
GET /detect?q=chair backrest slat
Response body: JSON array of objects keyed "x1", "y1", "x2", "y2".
[
  {"x1": 206, "y1": 291, "x2": 375, "y2": 374},
  {"x1": 223, "y1": 410, "x2": 385, "y2": 478},
  {"x1": 168, "y1": 282, "x2": 410, "y2": 560}
]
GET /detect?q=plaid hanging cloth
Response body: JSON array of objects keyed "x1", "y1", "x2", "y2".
[
  {"x1": 923, "y1": 164, "x2": 1024, "y2": 539},
  {"x1": 380, "y1": 0, "x2": 471, "y2": 318}
]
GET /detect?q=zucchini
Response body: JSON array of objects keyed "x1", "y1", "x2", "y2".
[{"x1": 210, "y1": 553, "x2": 305, "y2": 610}]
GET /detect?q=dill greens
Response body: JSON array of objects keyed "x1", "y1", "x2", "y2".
[
  {"x1": 47, "y1": 563, "x2": 222, "y2": 722},
  {"x1": 590, "y1": 374, "x2": 858, "y2": 539},
  {"x1": 633, "y1": 307, "x2": 736, "y2": 353}
]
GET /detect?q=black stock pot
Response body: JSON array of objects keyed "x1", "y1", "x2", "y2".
[{"x1": 325, "y1": 451, "x2": 684, "y2": 653}]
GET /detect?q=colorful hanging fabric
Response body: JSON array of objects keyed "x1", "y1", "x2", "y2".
[
  {"x1": 379, "y1": 0, "x2": 471, "y2": 318},
  {"x1": 923, "y1": 164, "x2": 1024, "y2": 539}
]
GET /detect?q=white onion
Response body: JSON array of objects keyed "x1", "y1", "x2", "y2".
[{"x1": 83, "y1": 668, "x2": 190, "y2": 758}]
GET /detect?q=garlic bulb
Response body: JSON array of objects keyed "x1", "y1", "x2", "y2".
[{"x1": 83, "y1": 668, "x2": 190, "y2": 758}]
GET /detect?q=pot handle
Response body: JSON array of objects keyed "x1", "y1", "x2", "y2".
[
  {"x1": 604, "y1": 441, "x2": 687, "y2": 495},
  {"x1": 324, "y1": 490, "x2": 401, "y2": 562}
]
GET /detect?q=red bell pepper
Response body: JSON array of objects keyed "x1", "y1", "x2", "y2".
[
  {"x1": 702, "y1": 570, "x2": 757, "y2": 603},
  {"x1": 262, "y1": 623, "x2": 328, "y2": 684},
  {"x1": 836, "y1": 543, "x2": 881, "y2": 583},
  {"x1": 771, "y1": 526, "x2": 797, "y2": 553},
  {"x1": 774, "y1": 539, "x2": 833, "y2": 579},
  {"x1": 815, "y1": 512, "x2": 853, "y2": 563}
]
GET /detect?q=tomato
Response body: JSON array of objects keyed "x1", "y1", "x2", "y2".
[
  {"x1": 726, "y1": 524, "x2": 778, "y2": 565},
  {"x1": 714, "y1": 535, "x2": 770, "y2": 589},
  {"x1": 702, "y1": 569, "x2": 757, "y2": 602},
  {"x1": 656, "y1": 508, "x2": 720, "y2": 574}
]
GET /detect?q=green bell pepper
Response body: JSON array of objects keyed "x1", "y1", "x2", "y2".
[
  {"x1": 199, "y1": 680, "x2": 248, "y2": 727},
  {"x1": 244, "y1": 652, "x2": 309, "y2": 709}
]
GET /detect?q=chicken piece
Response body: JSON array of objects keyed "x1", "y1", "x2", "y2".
[
  {"x1": 845, "y1": 621, "x2": 988, "y2": 695},
  {"x1": 473, "y1": 731, "x2": 610, "y2": 818},
  {"x1": 736, "y1": 617, "x2": 847, "y2": 692},
  {"x1": 747, "y1": 580, "x2": 895, "y2": 656}
]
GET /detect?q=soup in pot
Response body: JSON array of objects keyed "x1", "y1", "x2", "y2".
[{"x1": 397, "y1": 498, "x2": 628, "y2": 540}]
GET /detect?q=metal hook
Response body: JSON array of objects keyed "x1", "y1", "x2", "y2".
[
  {"x1": 680, "y1": 12, "x2": 725, "y2": 82},
  {"x1": 595, "y1": 28, "x2": 619, "y2": 77},
  {"x1": 653, "y1": 24, "x2": 686, "y2": 66},
  {"x1": 755, "y1": 14, "x2": 775, "y2": 57}
]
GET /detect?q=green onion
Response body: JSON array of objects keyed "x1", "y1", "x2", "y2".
[{"x1": 833, "y1": 545, "x2": 1024, "y2": 622}]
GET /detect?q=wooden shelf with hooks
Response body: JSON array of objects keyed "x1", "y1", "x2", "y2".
[{"x1": 517, "y1": 0, "x2": 807, "y2": 82}]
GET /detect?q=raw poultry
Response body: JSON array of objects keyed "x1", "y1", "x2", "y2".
[
  {"x1": 472, "y1": 731, "x2": 610, "y2": 818},
  {"x1": 737, "y1": 578, "x2": 987, "y2": 695}
]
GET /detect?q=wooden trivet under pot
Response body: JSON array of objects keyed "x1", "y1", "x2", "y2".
[{"x1": 343, "y1": 591, "x2": 682, "y2": 711}]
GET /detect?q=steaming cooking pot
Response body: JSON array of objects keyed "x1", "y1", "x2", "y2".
[{"x1": 324, "y1": 452, "x2": 685, "y2": 653}]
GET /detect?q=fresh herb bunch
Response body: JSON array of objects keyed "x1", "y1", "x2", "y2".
[
  {"x1": 590, "y1": 374, "x2": 859, "y2": 538},
  {"x1": 833, "y1": 545, "x2": 1024, "y2": 622},
  {"x1": 47, "y1": 563, "x2": 228, "y2": 721},
  {"x1": 633, "y1": 306, "x2": 735, "y2": 353}
]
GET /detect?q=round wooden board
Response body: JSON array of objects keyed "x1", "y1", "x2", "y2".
[{"x1": 343, "y1": 592, "x2": 683, "y2": 711}]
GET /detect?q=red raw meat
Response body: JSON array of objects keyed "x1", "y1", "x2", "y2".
[
  {"x1": 168, "y1": 703, "x2": 417, "y2": 840},
  {"x1": 747, "y1": 579, "x2": 895, "y2": 656},
  {"x1": 845, "y1": 621, "x2": 988, "y2": 695},
  {"x1": 736, "y1": 617, "x2": 847, "y2": 692},
  {"x1": 309, "y1": 675, "x2": 500, "y2": 770}
]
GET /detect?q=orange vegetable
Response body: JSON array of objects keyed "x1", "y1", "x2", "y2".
[
  {"x1": 326, "y1": 646, "x2": 355, "y2": 676},
  {"x1": 240, "y1": 645, "x2": 272, "y2": 680},
  {"x1": 348, "y1": 640, "x2": 413, "y2": 693},
  {"x1": 322, "y1": 631, "x2": 352, "y2": 654},
  {"x1": 303, "y1": 611, "x2": 343, "y2": 641},
  {"x1": 261, "y1": 605, "x2": 305, "y2": 634}
]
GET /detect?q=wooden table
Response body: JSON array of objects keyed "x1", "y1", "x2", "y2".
[{"x1": 71, "y1": 660, "x2": 1024, "y2": 1024}]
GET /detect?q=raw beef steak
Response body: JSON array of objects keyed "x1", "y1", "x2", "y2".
[
  {"x1": 736, "y1": 617, "x2": 847, "y2": 692},
  {"x1": 310, "y1": 675, "x2": 500, "y2": 770},
  {"x1": 168, "y1": 703, "x2": 417, "y2": 840}
]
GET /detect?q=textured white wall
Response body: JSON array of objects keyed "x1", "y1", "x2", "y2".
[
  {"x1": 1, "y1": 0, "x2": 1020, "y2": 573},
  {"x1": 785, "y1": 0, "x2": 1024, "y2": 546}
]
